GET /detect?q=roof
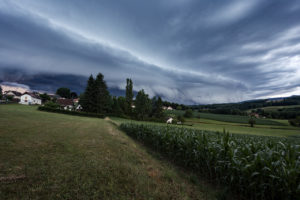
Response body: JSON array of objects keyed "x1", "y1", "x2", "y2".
[
  {"x1": 48, "y1": 94, "x2": 60, "y2": 98},
  {"x1": 4, "y1": 91, "x2": 22, "y2": 96},
  {"x1": 22, "y1": 92, "x2": 41, "y2": 99},
  {"x1": 57, "y1": 98, "x2": 73, "y2": 106}
]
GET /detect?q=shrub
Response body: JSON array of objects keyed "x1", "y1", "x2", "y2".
[
  {"x1": 44, "y1": 101, "x2": 60, "y2": 109},
  {"x1": 171, "y1": 119, "x2": 178, "y2": 124},
  {"x1": 177, "y1": 115, "x2": 185, "y2": 123},
  {"x1": 289, "y1": 117, "x2": 300, "y2": 127},
  {"x1": 184, "y1": 109, "x2": 193, "y2": 118},
  {"x1": 248, "y1": 117, "x2": 256, "y2": 127},
  {"x1": 38, "y1": 106, "x2": 105, "y2": 118}
]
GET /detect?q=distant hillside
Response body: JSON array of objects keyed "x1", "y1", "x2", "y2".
[
  {"x1": 190, "y1": 96, "x2": 300, "y2": 119},
  {"x1": 193, "y1": 95, "x2": 300, "y2": 111}
]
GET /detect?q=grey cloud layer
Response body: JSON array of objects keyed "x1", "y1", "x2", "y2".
[{"x1": 0, "y1": 0, "x2": 300, "y2": 104}]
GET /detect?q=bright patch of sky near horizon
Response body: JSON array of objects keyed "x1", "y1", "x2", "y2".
[{"x1": 0, "y1": 0, "x2": 300, "y2": 104}]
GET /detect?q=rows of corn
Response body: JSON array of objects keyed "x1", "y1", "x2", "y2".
[{"x1": 120, "y1": 123, "x2": 300, "y2": 199}]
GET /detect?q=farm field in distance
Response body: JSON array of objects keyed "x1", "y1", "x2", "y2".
[
  {"x1": 166, "y1": 109, "x2": 286, "y2": 125},
  {"x1": 0, "y1": 104, "x2": 216, "y2": 200},
  {"x1": 113, "y1": 110, "x2": 300, "y2": 138},
  {"x1": 249, "y1": 105, "x2": 300, "y2": 112}
]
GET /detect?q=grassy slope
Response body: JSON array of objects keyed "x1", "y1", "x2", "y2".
[
  {"x1": 0, "y1": 105, "x2": 215, "y2": 200},
  {"x1": 111, "y1": 116, "x2": 300, "y2": 138}
]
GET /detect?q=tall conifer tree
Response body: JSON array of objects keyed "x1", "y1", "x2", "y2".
[
  {"x1": 95, "y1": 73, "x2": 111, "y2": 113},
  {"x1": 152, "y1": 96, "x2": 164, "y2": 119},
  {"x1": 135, "y1": 89, "x2": 151, "y2": 120},
  {"x1": 80, "y1": 75, "x2": 96, "y2": 112},
  {"x1": 125, "y1": 78, "x2": 133, "y2": 115},
  {"x1": 112, "y1": 96, "x2": 122, "y2": 114}
]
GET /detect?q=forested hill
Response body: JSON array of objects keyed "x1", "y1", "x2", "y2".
[{"x1": 192, "y1": 95, "x2": 300, "y2": 111}]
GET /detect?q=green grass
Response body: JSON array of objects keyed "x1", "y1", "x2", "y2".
[
  {"x1": 165, "y1": 110, "x2": 285, "y2": 126},
  {"x1": 198, "y1": 112, "x2": 285, "y2": 126},
  {"x1": 255, "y1": 105, "x2": 300, "y2": 112},
  {"x1": 0, "y1": 104, "x2": 216, "y2": 200},
  {"x1": 187, "y1": 118, "x2": 300, "y2": 137}
]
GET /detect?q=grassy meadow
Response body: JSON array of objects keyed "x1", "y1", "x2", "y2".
[
  {"x1": 165, "y1": 110, "x2": 285, "y2": 125},
  {"x1": 250, "y1": 105, "x2": 300, "y2": 112},
  {"x1": 0, "y1": 104, "x2": 216, "y2": 200}
]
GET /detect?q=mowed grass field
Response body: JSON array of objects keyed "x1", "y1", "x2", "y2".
[
  {"x1": 0, "y1": 105, "x2": 216, "y2": 200},
  {"x1": 165, "y1": 110, "x2": 285, "y2": 126},
  {"x1": 112, "y1": 111, "x2": 300, "y2": 137},
  {"x1": 259, "y1": 105, "x2": 300, "y2": 111},
  {"x1": 186, "y1": 118, "x2": 300, "y2": 137}
]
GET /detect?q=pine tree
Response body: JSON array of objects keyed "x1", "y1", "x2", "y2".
[
  {"x1": 135, "y1": 89, "x2": 152, "y2": 120},
  {"x1": 125, "y1": 78, "x2": 133, "y2": 115},
  {"x1": 151, "y1": 96, "x2": 157, "y2": 116},
  {"x1": 80, "y1": 75, "x2": 96, "y2": 112},
  {"x1": 95, "y1": 73, "x2": 111, "y2": 114},
  {"x1": 152, "y1": 96, "x2": 164, "y2": 119},
  {"x1": 117, "y1": 96, "x2": 126, "y2": 114},
  {"x1": 112, "y1": 96, "x2": 123, "y2": 114}
]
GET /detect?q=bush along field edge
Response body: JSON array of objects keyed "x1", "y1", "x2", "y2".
[{"x1": 38, "y1": 106, "x2": 105, "y2": 118}]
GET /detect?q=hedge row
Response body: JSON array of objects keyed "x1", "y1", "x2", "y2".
[{"x1": 38, "y1": 106, "x2": 105, "y2": 118}]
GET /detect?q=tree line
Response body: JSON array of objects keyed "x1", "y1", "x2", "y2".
[{"x1": 78, "y1": 73, "x2": 165, "y2": 121}]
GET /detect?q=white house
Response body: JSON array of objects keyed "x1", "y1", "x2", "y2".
[
  {"x1": 167, "y1": 106, "x2": 173, "y2": 110},
  {"x1": 163, "y1": 106, "x2": 173, "y2": 110},
  {"x1": 76, "y1": 104, "x2": 83, "y2": 111},
  {"x1": 19, "y1": 93, "x2": 42, "y2": 105},
  {"x1": 57, "y1": 98, "x2": 74, "y2": 111},
  {"x1": 166, "y1": 117, "x2": 173, "y2": 124}
]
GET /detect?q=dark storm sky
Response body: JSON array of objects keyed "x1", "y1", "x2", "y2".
[{"x1": 0, "y1": 0, "x2": 300, "y2": 104}]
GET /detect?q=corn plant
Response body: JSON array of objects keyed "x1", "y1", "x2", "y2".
[{"x1": 120, "y1": 123, "x2": 300, "y2": 199}]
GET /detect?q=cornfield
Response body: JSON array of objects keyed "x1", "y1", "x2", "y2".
[{"x1": 120, "y1": 123, "x2": 300, "y2": 199}]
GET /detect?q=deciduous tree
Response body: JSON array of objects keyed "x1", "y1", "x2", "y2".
[
  {"x1": 70, "y1": 92, "x2": 78, "y2": 99},
  {"x1": 39, "y1": 93, "x2": 50, "y2": 103},
  {"x1": 56, "y1": 87, "x2": 71, "y2": 98},
  {"x1": 248, "y1": 117, "x2": 256, "y2": 127},
  {"x1": 184, "y1": 109, "x2": 193, "y2": 118}
]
